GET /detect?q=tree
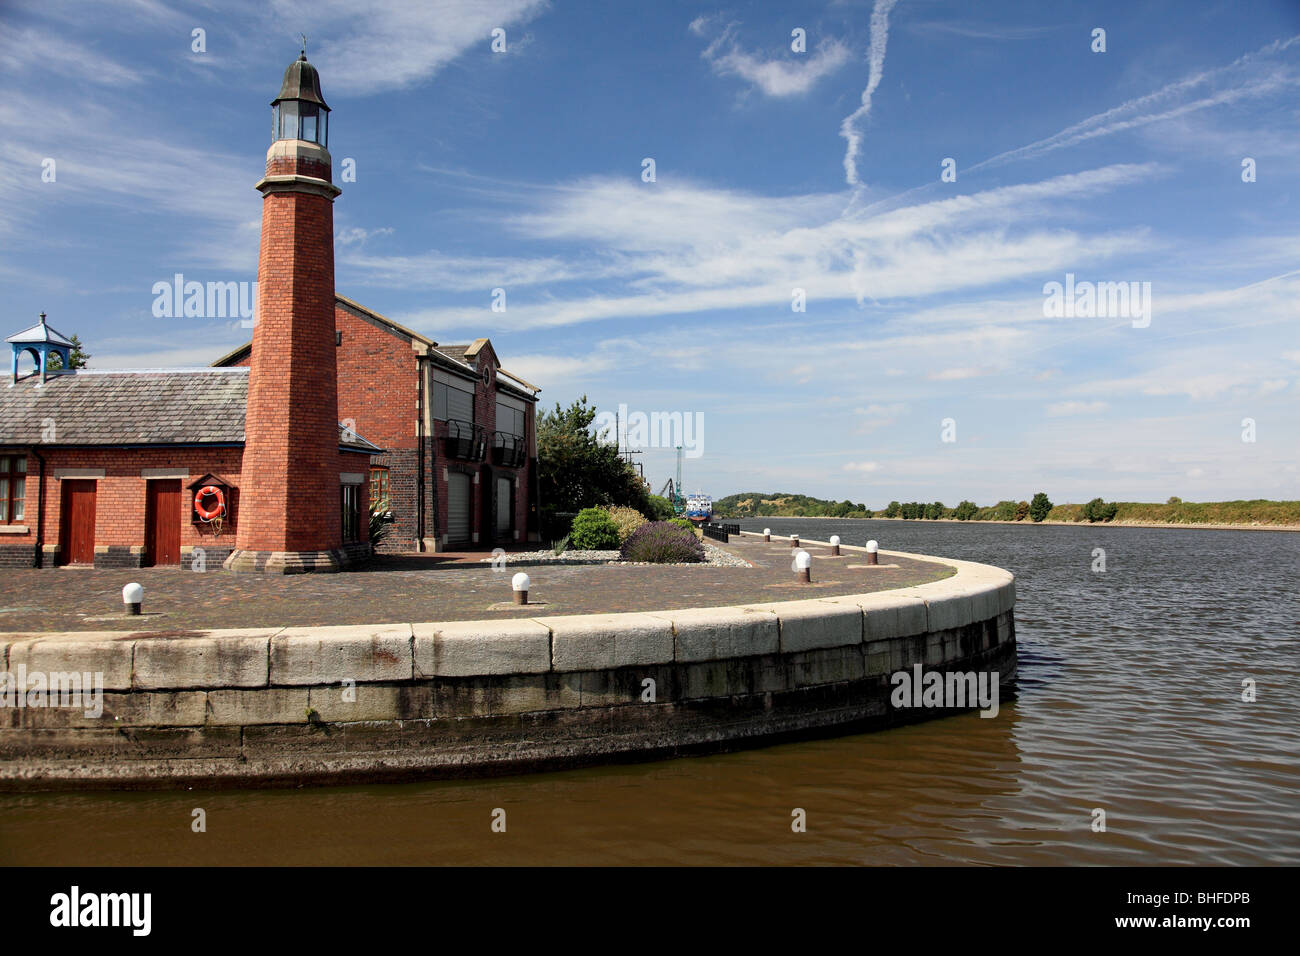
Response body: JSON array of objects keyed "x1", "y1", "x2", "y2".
[
  {"x1": 644, "y1": 494, "x2": 676, "y2": 521},
  {"x1": 1166, "y1": 496, "x2": 1181, "y2": 505},
  {"x1": 954, "y1": 500, "x2": 977, "y2": 521},
  {"x1": 1083, "y1": 498, "x2": 1119, "y2": 522},
  {"x1": 884, "y1": 500, "x2": 901, "y2": 518},
  {"x1": 992, "y1": 500, "x2": 1017, "y2": 521},
  {"x1": 1029, "y1": 492, "x2": 1052, "y2": 523},
  {"x1": 45, "y1": 333, "x2": 90, "y2": 370},
  {"x1": 1014, "y1": 500, "x2": 1030, "y2": 521},
  {"x1": 537, "y1": 396, "x2": 650, "y2": 519},
  {"x1": 925, "y1": 501, "x2": 946, "y2": 520}
]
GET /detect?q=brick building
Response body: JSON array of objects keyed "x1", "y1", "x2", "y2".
[
  {"x1": 0, "y1": 52, "x2": 538, "y2": 570},
  {"x1": 213, "y1": 299, "x2": 541, "y2": 553}
]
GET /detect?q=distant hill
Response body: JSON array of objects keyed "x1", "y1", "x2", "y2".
[{"x1": 713, "y1": 492, "x2": 871, "y2": 518}]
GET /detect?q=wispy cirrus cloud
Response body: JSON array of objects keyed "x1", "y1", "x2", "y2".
[
  {"x1": 689, "y1": 16, "x2": 850, "y2": 97},
  {"x1": 282, "y1": 0, "x2": 551, "y2": 94}
]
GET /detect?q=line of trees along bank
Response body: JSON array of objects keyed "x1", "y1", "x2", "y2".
[{"x1": 719, "y1": 494, "x2": 1300, "y2": 527}]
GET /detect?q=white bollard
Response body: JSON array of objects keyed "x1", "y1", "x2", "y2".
[
  {"x1": 763, "y1": 528, "x2": 771, "y2": 542},
  {"x1": 794, "y1": 549, "x2": 812, "y2": 583},
  {"x1": 829, "y1": 534, "x2": 841, "y2": 556},
  {"x1": 122, "y1": 582, "x2": 143, "y2": 616},
  {"x1": 866, "y1": 540, "x2": 879, "y2": 566},
  {"x1": 512, "y1": 571, "x2": 530, "y2": 605}
]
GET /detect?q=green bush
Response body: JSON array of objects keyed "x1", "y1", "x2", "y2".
[
  {"x1": 954, "y1": 500, "x2": 977, "y2": 521},
  {"x1": 569, "y1": 507, "x2": 621, "y2": 549},
  {"x1": 1029, "y1": 492, "x2": 1052, "y2": 523},
  {"x1": 1083, "y1": 497, "x2": 1119, "y2": 522},
  {"x1": 604, "y1": 505, "x2": 648, "y2": 542},
  {"x1": 644, "y1": 494, "x2": 677, "y2": 521},
  {"x1": 667, "y1": 517, "x2": 693, "y2": 532}
]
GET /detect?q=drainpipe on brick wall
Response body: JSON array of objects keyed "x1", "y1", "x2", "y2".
[
  {"x1": 416, "y1": 354, "x2": 425, "y2": 548},
  {"x1": 420, "y1": 350, "x2": 441, "y2": 550},
  {"x1": 30, "y1": 446, "x2": 46, "y2": 568}
]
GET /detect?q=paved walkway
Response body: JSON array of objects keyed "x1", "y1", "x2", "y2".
[{"x1": 0, "y1": 536, "x2": 953, "y2": 633}]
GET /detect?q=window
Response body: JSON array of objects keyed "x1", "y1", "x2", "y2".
[
  {"x1": 369, "y1": 467, "x2": 390, "y2": 511},
  {"x1": 341, "y1": 483, "x2": 362, "y2": 544},
  {"x1": 496, "y1": 400, "x2": 525, "y2": 438},
  {"x1": 0, "y1": 455, "x2": 26, "y2": 524},
  {"x1": 433, "y1": 377, "x2": 474, "y2": 423}
]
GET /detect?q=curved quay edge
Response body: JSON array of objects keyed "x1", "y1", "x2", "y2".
[{"x1": 0, "y1": 537, "x2": 1017, "y2": 791}]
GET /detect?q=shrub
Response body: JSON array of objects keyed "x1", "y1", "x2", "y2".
[
  {"x1": 992, "y1": 500, "x2": 1017, "y2": 521},
  {"x1": 667, "y1": 517, "x2": 694, "y2": 532},
  {"x1": 551, "y1": 535, "x2": 570, "y2": 555},
  {"x1": 1014, "y1": 500, "x2": 1030, "y2": 521},
  {"x1": 620, "y1": 521, "x2": 705, "y2": 564},
  {"x1": 644, "y1": 494, "x2": 677, "y2": 521},
  {"x1": 1029, "y1": 492, "x2": 1052, "y2": 523},
  {"x1": 954, "y1": 500, "x2": 978, "y2": 521},
  {"x1": 569, "y1": 507, "x2": 621, "y2": 549},
  {"x1": 604, "y1": 505, "x2": 648, "y2": 542},
  {"x1": 1082, "y1": 497, "x2": 1119, "y2": 522},
  {"x1": 369, "y1": 503, "x2": 392, "y2": 550}
]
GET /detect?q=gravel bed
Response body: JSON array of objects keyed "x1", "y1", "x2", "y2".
[{"x1": 480, "y1": 540, "x2": 751, "y2": 568}]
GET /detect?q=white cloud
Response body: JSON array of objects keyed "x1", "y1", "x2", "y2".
[
  {"x1": 335, "y1": 226, "x2": 395, "y2": 247},
  {"x1": 691, "y1": 19, "x2": 851, "y2": 97},
  {"x1": 840, "y1": 0, "x2": 899, "y2": 186},
  {"x1": 842, "y1": 461, "x2": 881, "y2": 473},
  {"x1": 1046, "y1": 401, "x2": 1109, "y2": 416},
  {"x1": 280, "y1": 0, "x2": 552, "y2": 95}
]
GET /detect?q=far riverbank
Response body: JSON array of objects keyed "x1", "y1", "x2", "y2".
[{"x1": 722, "y1": 515, "x2": 1300, "y2": 533}]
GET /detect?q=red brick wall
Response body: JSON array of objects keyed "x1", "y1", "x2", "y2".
[
  {"x1": 7, "y1": 448, "x2": 243, "y2": 553},
  {"x1": 335, "y1": 303, "x2": 418, "y2": 452},
  {"x1": 238, "y1": 151, "x2": 342, "y2": 554},
  {"x1": 1, "y1": 445, "x2": 369, "y2": 563}
]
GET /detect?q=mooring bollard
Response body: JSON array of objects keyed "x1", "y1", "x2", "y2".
[
  {"x1": 790, "y1": 534, "x2": 799, "y2": 549},
  {"x1": 512, "y1": 572, "x2": 530, "y2": 605},
  {"x1": 122, "y1": 582, "x2": 143, "y2": 616},
  {"x1": 866, "y1": 540, "x2": 879, "y2": 565},
  {"x1": 794, "y1": 549, "x2": 812, "y2": 583},
  {"x1": 763, "y1": 528, "x2": 771, "y2": 542},
  {"x1": 830, "y1": 534, "x2": 841, "y2": 556}
]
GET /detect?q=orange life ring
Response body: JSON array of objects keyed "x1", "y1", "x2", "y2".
[{"x1": 194, "y1": 485, "x2": 226, "y2": 521}]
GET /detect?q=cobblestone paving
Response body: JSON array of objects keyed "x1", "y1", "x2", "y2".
[{"x1": 0, "y1": 537, "x2": 954, "y2": 634}]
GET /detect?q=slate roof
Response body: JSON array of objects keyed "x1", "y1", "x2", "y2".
[
  {"x1": 0, "y1": 368, "x2": 383, "y2": 452},
  {"x1": 6, "y1": 318, "x2": 75, "y2": 347}
]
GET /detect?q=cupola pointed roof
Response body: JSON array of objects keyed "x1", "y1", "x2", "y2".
[
  {"x1": 6, "y1": 312, "x2": 75, "y2": 347},
  {"x1": 273, "y1": 51, "x2": 329, "y2": 110}
]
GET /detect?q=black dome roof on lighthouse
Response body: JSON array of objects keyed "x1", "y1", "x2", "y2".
[{"x1": 273, "y1": 51, "x2": 329, "y2": 110}]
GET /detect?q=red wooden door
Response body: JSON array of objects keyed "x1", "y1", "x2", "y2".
[
  {"x1": 145, "y1": 479, "x2": 182, "y2": 567},
  {"x1": 59, "y1": 480, "x2": 97, "y2": 565}
]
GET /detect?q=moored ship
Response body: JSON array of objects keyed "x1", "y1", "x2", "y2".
[{"x1": 684, "y1": 494, "x2": 713, "y2": 524}]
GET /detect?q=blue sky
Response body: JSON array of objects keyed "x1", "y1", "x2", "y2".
[{"x1": 2, "y1": 0, "x2": 1298, "y2": 507}]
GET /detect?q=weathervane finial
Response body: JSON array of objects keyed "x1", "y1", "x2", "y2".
[{"x1": 299, "y1": 33, "x2": 309, "y2": 57}]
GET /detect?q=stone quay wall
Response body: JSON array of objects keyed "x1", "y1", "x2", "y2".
[{"x1": 0, "y1": 540, "x2": 1016, "y2": 790}]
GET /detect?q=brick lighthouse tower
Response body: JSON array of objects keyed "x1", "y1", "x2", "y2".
[{"x1": 225, "y1": 51, "x2": 356, "y2": 573}]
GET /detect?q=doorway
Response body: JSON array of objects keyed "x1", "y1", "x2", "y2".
[
  {"x1": 58, "y1": 479, "x2": 97, "y2": 566},
  {"x1": 144, "y1": 479, "x2": 182, "y2": 566}
]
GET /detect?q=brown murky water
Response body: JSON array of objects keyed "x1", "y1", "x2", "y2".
[{"x1": 1, "y1": 520, "x2": 1296, "y2": 865}]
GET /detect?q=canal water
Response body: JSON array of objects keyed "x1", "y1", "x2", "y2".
[{"x1": 1, "y1": 518, "x2": 1296, "y2": 865}]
